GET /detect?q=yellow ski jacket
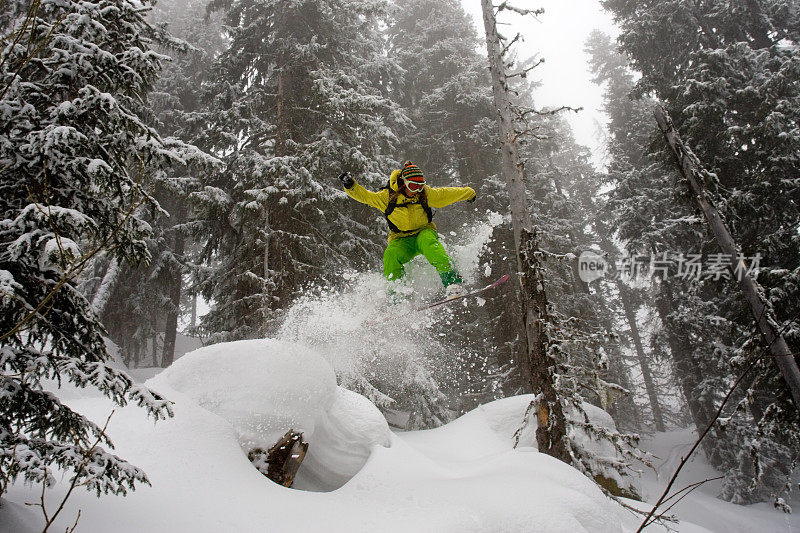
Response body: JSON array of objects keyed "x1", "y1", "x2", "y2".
[{"x1": 344, "y1": 169, "x2": 476, "y2": 241}]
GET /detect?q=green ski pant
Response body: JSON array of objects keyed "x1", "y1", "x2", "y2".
[{"x1": 383, "y1": 228, "x2": 461, "y2": 286}]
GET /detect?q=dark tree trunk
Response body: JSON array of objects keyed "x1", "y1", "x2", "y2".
[
  {"x1": 481, "y1": 0, "x2": 570, "y2": 464},
  {"x1": 276, "y1": 66, "x2": 293, "y2": 157},
  {"x1": 162, "y1": 211, "x2": 185, "y2": 368},
  {"x1": 151, "y1": 332, "x2": 159, "y2": 367},
  {"x1": 618, "y1": 283, "x2": 666, "y2": 431},
  {"x1": 655, "y1": 280, "x2": 713, "y2": 429},
  {"x1": 190, "y1": 292, "x2": 197, "y2": 329}
]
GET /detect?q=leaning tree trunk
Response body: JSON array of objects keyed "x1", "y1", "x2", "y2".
[
  {"x1": 654, "y1": 104, "x2": 800, "y2": 411},
  {"x1": 481, "y1": 0, "x2": 570, "y2": 463}
]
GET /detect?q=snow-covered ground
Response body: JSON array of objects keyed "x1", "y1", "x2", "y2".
[
  {"x1": 3, "y1": 215, "x2": 797, "y2": 533},
  {"x1": 2, "y1": 337, "x2": 798, "y2": 533},
  {"x1": 633, "y1": 429, "x2": 799, "y2": 533}
]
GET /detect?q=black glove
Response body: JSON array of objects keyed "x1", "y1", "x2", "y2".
[{"x1": 338, "y1": 171, "x2": 355, "y2": 189}]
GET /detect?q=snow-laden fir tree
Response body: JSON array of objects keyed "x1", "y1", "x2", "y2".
[
  {"x1": 600, "y1": 0, "x2": 800, "y2": 504},
  {"x1": 386, "y1": 0, "x2": 497, "y2": 182},
  {"x1": 585, "y1": 30, "x2": 687, "y2": 434},
  {"x1": 193, "y1": 0, "x2": 408, "y2": 342},
  {"x1": 586, "y1": 26, "x2": 768, "y2": 490},
  {"x1": 0, "y1": 0, "x2": 209, "y2": 503},
  {"x1": 385, "y1": 0, "x2": 521, "y2": 412},
  {"x1": 586, "y1": 27, "x2": 740, "y2": 446},
  {"x1": 520, "y1": 112, "x2": 646, "y2": 496},
  {"x1": 96, "y1": 0, "x2": 226, "y2": 366}
]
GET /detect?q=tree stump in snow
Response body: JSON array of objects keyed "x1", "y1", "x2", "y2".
[{"x1": 249, "y1": 430, "x2": 308, "y2": 488}]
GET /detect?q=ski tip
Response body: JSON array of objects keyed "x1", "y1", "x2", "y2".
[{"x1": 494, "y1": 274, "x2": 510, "y2": 286}]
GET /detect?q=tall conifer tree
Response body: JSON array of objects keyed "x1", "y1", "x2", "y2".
[
  {"x1": 0, "y1": 0, "x2": 200, "y2": 500},
  {"x1": 195, "y1": 0, "x2": 406, "y2": 341},
  {"x1": 599, "y1": 1, "x2": 800, "y2": 504}
]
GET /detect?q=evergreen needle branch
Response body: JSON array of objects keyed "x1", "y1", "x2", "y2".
[
  {"x1": 34, "y1": 411, "x2": 115, "y2": 533},
  {"x1": 636, "y1": 311, "x2": 800, "y2": 531},
  {"x1": 0, "y1": 1, "x2": 66, "y2": 102},
  {"x1": 28, "y1": 166, "x2": 71, "y2": 268},
  {"x1": 0, "y1": 0, "x2": 40, "y2": 66},
  {"x1": 0, "y1": 442, "x2": 19, "y2": 495},
  {"x1": 0, "y1": 195, "x2": 146, "y2": 344}
]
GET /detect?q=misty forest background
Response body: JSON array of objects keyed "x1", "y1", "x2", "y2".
[{"x1": 2, "y1": 0, "x2": 800, "y2": 515}]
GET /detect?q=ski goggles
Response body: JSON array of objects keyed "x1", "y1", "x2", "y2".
[{"x1": 403, "y1": 177, "x2": 425, "y2": 192}]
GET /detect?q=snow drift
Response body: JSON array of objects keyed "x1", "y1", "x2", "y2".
[
  {"x1": 2, "y1": 337, "x2": 643, "y2": 533},
  {"x1": 149, "y1": 339, "x2": 392, "y2": 491}
]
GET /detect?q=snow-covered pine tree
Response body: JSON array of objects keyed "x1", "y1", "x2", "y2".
[
  {"x1": 386, "y1": 0, "x2": 497, "y2": 183},
  {"x1": 535, "y1": 119, "x2": 642, "y2": 426},
  {"x1": 586, "y1": 28, "x2": 728, "y2": 437},
  {"x1": 586, "y1": 27, "x2": 761, "y2": 488},
  {"x1": 585, "y1": 30, "x2": 683, "y2": 434},
  {"x1": 145, "y1": 0, "x2": 225, "y2": 367},
  {"x1": 654, "y1": 104, "x2": 800, "y2": 505},
  {"x1": 194, "y1": 0, "x2": 407, "y2": 342},
  {"x1": 0, "y1": 0, "x2": 208, "y2": 501},
  {"x1": 520, "y1": 113, "x2": 646, "y2": 495},
  {"x1": 385, "y1": 0, "x2": 520, "y2": 412},
  {"x1": 600, "y1": 0, "x2": 800, "y2": 504},
  {"x1": 96, "y1": 0, "x2": 226, "y2": 367}
]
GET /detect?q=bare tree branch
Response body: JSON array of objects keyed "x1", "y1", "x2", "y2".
[{"x1": 496, "y1": 2, "x2": 544, "y2": 18}]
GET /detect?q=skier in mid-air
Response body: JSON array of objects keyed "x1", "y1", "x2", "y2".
[{"x1": 338, "y1": 161, "x2": 476, "y2": 298}]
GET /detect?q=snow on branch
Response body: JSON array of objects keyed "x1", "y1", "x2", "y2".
[
  {"x1": 496, "y1": 2, "x2": 544, "y2": 18},
  {"x1": 506, "y1": 57, "x2": 544, "y2": 78},
  {"x1": 500, "y1": 32, "x2": 523, "y2": 57}
]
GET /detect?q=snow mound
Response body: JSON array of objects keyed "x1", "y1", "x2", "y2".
[
  {"x1": 384, "y1": 394, "x2": 629, "y2": 532},
  {"x1": 400, "y1": 395, "x2": 536, "y2": 462},
  {"x1": 149, "y1": 339, "x2": 390, "y2": 490},
  {"x1": 150, "y1": 339, "x2": 338, "y2": 449},
  {"x1": 295, "y1": 387, "x2": 391, "y2": 491}
]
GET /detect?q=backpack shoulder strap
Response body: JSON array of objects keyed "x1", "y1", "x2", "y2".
[
  {"x1": 419, "y1": 189, "x2": 433, "y2": 222},
  {"x1": 383, "y1": 189, "x2": 433, "y2": 233},
  {"x1": 385, "y1": 189, "x2": 399, "y2": 217},
  {"x1": 384, "y1": 190, "x2": 401, "y2": 232}
]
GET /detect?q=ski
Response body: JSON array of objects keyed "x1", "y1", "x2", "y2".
[{"x1": 364, "y1": 274, "x2": 510, "y2": 327}]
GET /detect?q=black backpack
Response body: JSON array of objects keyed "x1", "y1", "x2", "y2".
[{"x1": 381, "y1": 180, "x2": 433, "y2": 233}]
